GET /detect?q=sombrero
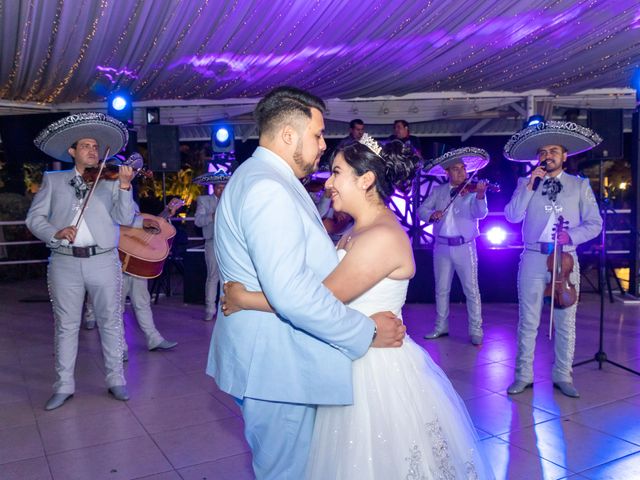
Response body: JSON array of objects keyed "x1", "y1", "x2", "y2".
[
  {"x1": 34, "y1": 113, "x2": 128, "y2": 163},
  {"x1": 425, "y1": 147, "x2": 490, "y2": 177},
  {"x1": 504, "y1": 120, "x2": 602, "y2": 162},
  {"x1": 193, "y1": 169, "x2": 231, "y2": 186}
]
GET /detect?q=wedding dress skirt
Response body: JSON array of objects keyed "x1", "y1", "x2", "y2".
[{"x1": 306, "y1": 251, "x2": 494, "y2": 479}]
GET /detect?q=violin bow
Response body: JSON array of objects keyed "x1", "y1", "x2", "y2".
[
  {"x1": 73, "y1": 146, "x2": 111, "y2": 230},
  {"x1": 548, "y1": 224, "x2": 559, "y2": 339},
  {"x1": 436, "y1": 168, "x2": 480, "y2": 221}
]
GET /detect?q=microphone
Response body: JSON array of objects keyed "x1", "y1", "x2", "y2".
[{"x1": 532, "y1": 160, "x2": 547, "y2": 191}]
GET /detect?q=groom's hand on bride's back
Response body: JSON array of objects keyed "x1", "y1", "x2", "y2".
[{"x1": 370, "y1": 311, "x2": 406, "y2": 348}]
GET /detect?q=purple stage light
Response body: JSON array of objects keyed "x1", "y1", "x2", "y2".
[{"x1": 486, "y1": 226, "x2": 507, "y2": 245}]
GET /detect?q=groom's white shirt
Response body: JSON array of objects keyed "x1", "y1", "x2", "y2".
[{"x1": 207, "y1": 146, "x2": 374, "y2": 404}]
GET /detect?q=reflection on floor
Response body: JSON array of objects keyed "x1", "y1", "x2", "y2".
[{"x1": 1, "y1": 278, "x2": 639, "y2": 480}]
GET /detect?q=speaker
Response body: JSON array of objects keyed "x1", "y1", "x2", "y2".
[
  {"x1": 124, "y1": 129, "x2": 137, "y2": 156},
  {"x1": 588, "y1": 109, "x2": 623, "y2": 159},
  {"x1": 146, "y1": 125, "x2": 180, "y2": 172}
]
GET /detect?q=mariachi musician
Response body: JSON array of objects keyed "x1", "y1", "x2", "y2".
[
  {"x1": 194, "y1": 170, "x2": 230, "y2": 321},
  {"x1": 26, "y1": 113, "x2": 135, "y2": 410},
  {"x1": 504, "y1": 121, "x2": 603, "y2": 398},
  {"x1": 418, "y1": 147, "x2": 491, "y2": 346},
  {"x1": 84, "y1": 196, "x2": 180, "y2": 358}
]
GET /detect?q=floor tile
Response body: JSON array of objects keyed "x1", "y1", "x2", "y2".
[
  {"x1": 152, "y1": 417, "x2": 249, "y2": 469},
  {"x1": 481, "y1": 436, "x2": 572, "y2": 480},
  {"x1": 579, "y1": 451, "x2": 640, "y2": 479},
  {"x1": 567, "y1": 400, "x2": 640, "y2": 446},
  {"x1": 499, "y1": 418, "x2": 640, "y2": 472},
  {"x1": 38, "y1": 409, "x2": 147, "y2": 454},
  {"x1": 47, "y1": 436, "x2": 172, "y2": 480},
  {"x1": 0, "y1": 401, "x2": 36, "y2": 429},
  {"x1": 135, "y1": 471, "x2": 182, "y2": 480},
  {"x1": 177, "y1": 453, "x2": 254, "y2": 480},
  {"x1": 509, "y1": 372, "x2": 640, "y2": 417},
  {"x1": 0, "y1": 424, "x2": 44, "y2": 465},
  {"x1": 0, "y1": 456, "x2": 52, "y2": 480},
  {"x1": 0, "y1": 381, "x2": 30, "y2": 405},
  {"x1": 31, "y1": 384, "x2": 129, "y2": 421},
  {"x1": 125, "y1": 373, "x2": 206, "y2": 405},
  {"x1": 449, "y1": 361, "x2": 525, "y2": 394},
  {"x1": 465, "y1": 392, "x2": 556, "y2": 436},
  {"x1": 129, "y1": 392, "x2": 236, "y2": 433}
]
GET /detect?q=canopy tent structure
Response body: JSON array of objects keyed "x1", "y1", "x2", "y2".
[{"x1": 0, "y1": 0, "x2": 639, "y2": 139}]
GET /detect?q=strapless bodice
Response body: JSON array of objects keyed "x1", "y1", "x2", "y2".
[{"x1": 337, "y1": 249, "x2": 409, "y2": 318}]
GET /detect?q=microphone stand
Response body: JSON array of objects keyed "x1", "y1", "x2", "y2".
[{"x1": 573, "y1": 155, "x2": 640, "y2": 376}]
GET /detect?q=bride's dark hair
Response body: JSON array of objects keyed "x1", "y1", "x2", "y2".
[{"x1": 333, "y1": 139, "x2": 420, "y2": 202}]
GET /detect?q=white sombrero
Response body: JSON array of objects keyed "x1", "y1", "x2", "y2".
[
  {"x1": 425, "y1": 147, "x2": 490, "y2": 177},
  {"x1": 34, "y1": 113, "x2": 128, "y2": 163},
  {"x1": 504, "y1": 120, "x2": 602, "y2": 162},
  {"x1": 193, "y1": 169, "x2": 231, "y2": 186}
]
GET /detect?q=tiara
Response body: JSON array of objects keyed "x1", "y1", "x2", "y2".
[{"x1": 358, "y1": 133, "x2": 382, "y2": 156}]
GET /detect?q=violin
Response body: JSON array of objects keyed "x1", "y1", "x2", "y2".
[
  {"x1": 434, "y1": 178, "x2": 500, "y2": 222},
  {"x1": 82, "y1": 153, "x2": 152, "y2": 184},
  {"x1": 544, "y1": 215, "x2": 578, "y2": 310},
  {"x1": 451, "y1": 179, "x2": 501, "y2": 197}
]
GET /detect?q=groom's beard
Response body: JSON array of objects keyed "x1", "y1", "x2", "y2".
[{"x1": 293, "y1": 138, "x2": 317, "y2": 177}]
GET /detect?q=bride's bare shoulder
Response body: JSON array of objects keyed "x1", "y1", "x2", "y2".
[{"x1": 359, "y1": 220, "x2": 411, "y2": 252}]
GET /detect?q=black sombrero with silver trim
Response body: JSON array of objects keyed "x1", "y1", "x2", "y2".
[
  {"x1": 34, "y1": 113, "x2": 128, "y2": 163},
  {"x1": 425, "y1": 147, "x2": 490, "y2": 177},
  {"x1": 193, "y1": 169, "x2": 231, "y2": 186},
  {"x1": 503, "y1": 120, "x2": 602, "y2": 162}
]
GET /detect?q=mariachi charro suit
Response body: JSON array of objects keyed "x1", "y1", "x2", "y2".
[
  {"x1": 504, "y1": 172, "x2": 602, "y2": 384},
  {"x1": 194, "y1": 194, "x2": 220, "y2": 319},
  {"x1": 26, "y1": 169, "x2": 135, "y2": 394},
  {"x1": 418, "y1": 182, "x2": 488, "y2": 337}
]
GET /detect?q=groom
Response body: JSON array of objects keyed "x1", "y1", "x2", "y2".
[{"x1": 207, "y1": 86, "x2": 405, "y2": 479}]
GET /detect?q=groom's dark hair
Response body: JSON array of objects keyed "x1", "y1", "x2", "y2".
[{"x1": 254, "y1": 86, "x2": 325, "y2": 138}]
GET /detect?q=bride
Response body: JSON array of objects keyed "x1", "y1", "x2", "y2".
[{"x1": 222, "y1": 134, "x2": 494, "y2": 479}]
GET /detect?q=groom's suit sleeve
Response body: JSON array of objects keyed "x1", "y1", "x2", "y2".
[{"x1": 240, "y1": 178, "x2": 374, "y2": 360}]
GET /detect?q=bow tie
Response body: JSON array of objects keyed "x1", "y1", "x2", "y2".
[
  {"x1": 541, "y1": 178, "x2": 562, "y2": 202},
  {"x1": 69, "y1": 176, "x2": 89, "y2": 200}
]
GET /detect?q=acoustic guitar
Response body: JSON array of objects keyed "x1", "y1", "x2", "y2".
[{"x1": 118, "y1": 198, "x2": 185, "y2": 279}]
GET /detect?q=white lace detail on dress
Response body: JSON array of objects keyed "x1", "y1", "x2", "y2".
[
  {"x1": 426, "y1": 419, "x2": 457, "y2": 480},
  {"x1": 405, "y1": 444, "x2": 427, "y2": 480}
]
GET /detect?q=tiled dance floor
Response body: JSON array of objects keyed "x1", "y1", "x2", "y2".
[{"x1": 1, "y1": 278, "x2": 639, "y2": 479}]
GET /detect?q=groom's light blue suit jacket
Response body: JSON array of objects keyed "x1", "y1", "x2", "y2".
[{"x1": 206, "y1": 147, "x2": 374, "y2": 405}]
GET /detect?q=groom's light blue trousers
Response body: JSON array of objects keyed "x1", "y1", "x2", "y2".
[{"x1": 240, "y1": 397, "x2": 316, "y2": 480}]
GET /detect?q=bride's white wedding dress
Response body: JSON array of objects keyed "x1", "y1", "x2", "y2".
[{"x1": 306, "y1": 250, "x2": 494, "y2": 479}]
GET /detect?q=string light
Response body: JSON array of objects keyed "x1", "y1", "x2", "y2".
[{"x1": 0, "y1": 2, "x2": 638, "y2": 104}]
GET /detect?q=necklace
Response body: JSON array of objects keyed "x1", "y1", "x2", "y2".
[{"x1": 345, "y1": 205, "x2": 389, "y2": 244}]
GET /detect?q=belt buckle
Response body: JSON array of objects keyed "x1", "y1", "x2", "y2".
[
  {"x1": 72, "y1": 246, "x2": 91, "y2": 258},
  {"x1": 448, "y1": 237, "x2": 464, "y2": 246}
]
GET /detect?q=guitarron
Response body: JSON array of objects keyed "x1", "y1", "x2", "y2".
[{"x1": 118, "y1": 198, "x2": 184, "y2": 279}]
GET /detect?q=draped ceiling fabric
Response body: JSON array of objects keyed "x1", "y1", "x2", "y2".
[{"x1": 0, "y1": 0, "x2": 639, "y2": 131}]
